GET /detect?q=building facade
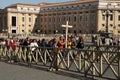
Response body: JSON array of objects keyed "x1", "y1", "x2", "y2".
[
  {"x1": 0, "y1": 3, "x2": 40, "y2": 34},
  {"x1": 0, "y1": 0, "x2": 120, "y2": 35},
  {"x1": 39, "y1": 0, "x2": 98, "y2": 34}
]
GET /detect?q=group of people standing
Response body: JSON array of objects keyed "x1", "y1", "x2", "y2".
[
  {"x1": 2, "y1": 34, "x2": 120, "y2": 52},
  {"x1": 92, "y1": 35, "x2": 120, "y2": 46},
  {"x1": 0, "y1": 35, "x2": 85, "y2": 52}
]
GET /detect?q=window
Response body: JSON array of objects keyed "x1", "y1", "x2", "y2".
[
  {"x1": 85, "y1": 16, "x2": 88, "y2": 21},
  {"x1": 22, "y1": 17, "x2": 24, "y2": 22},
  {"x1": 63, "y1": 17, "x2": 65, "y2": 21},
  {"x1": 118, "y1": 15, "x2": 120, "y2": 21},
  {"x1": 68, "y1": 16, "x2": 71, "y2": 22},
  {"x1": 110, "y1": 24, "x2": 113, "y2": 27},
  {"x1": 41, "y1": 18, "x2": 43, "y2": 22},
  {"x1": 118, "y1": 31, "x2": 120, "y2": 33},
  {"x1": 29, "y1": 14, "x2": 31, "y2": 16},
  {"x1": 35, "y1": 18, "x2": 38, "y2": 22},
  {"x1": 44, "y1": 18, "x2": 46, "y2": 22},
  {"x1": 102, "y1": 15, "x2": 105, "y2": 21},
  {"x1": 58, "y1": 17, "x2": 60, "y2": 22},
  {"x1": 110, "y1": 15, "x2": 113, "y2": 21},
  {"x1": 29, "y1": 30, "x2": 31, "y2": 32},
  {"x1": 12, "y1": 16, "x2": 16, "y2": 26},
  {"x1": 74, "y1": 24, "x2": 76, "y2": 27},
  {"x1": 29, "y1": 17, "x2": 31, "y2": 22},
  {"x1": 102, "y1": 24, "x2": 105, "y2": 27},
  {"x1": 92, "y1": 14, "x2": 96, "y2": 21},
  {"x1": 80, "y1": 16, "x2": 82, "y2": 21},
  {"x1": 22, "y1": 24, "x2": 24, "y2": 27},
  {"x1": 29, "y1": 25, "x2": 31, "y2": 27},
  {"x1": 74, "y1": 16, "x2": 76, "y2": 22},
  {"x1": 110, "y1": 10, "x2": 113, "y2": 13},
  {"x1": 118, "y1": 10, "x2": 120, "y2": 13},
  {"x1": 53, "y1": 17, "x2": 55, "y2": 22},
  {"x1": 22, "y1": 30, "x2": 24, "y2": 32},
  {"x1": 12, "y1": 30, "x2": 16, "y2": 33},
  {"x1": 79, "y1": 30, "x2": 81, "y2": 33},
  {"x1": 41, "y1": 25, "x2": 42, "y2": 27},
  {"x1": 118, "y1": 24, "x2": 120, "y2": 27}
]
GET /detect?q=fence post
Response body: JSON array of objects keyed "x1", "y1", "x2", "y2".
[
  {"x1": 0, "y1": 45, "x2": 2, "y2": 60},
  {"x1": 35, "y1": 49, "x2": 38, "y2": 64},
  {"x1": 44, "y1": 49, "x2": 47, "y2": 65},
  {"x1": 28, "y1": 47, "x2": 32, "y2": 67},
  {"x1": 92, "y1": 50, "x2": 95, "y2": 78},
  {"x1": 84, "y1": 51, "x2": 87, "y2": 77},
  {"x1": 118, "y1": 52, "x2": 120, "y2": 79}
]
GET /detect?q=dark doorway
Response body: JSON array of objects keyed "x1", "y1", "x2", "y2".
[{"x1": 12, "y1": 30, "x2": 16, "y2": 33}]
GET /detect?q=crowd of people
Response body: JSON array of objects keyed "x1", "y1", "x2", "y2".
[
  {"x1": 0, "y1": 34, "x2": 120, "y2": 52},
  {"x1": 0, "y1": 35, "x2": 84, "y2": 51},
  {"x1": 0, "y1": 35, "x2": 120, "y2": 64},
  {"x1": 92, "y1": 35, "x2": 120, "y2": 46}
]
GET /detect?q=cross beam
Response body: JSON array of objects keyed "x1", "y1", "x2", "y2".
[{"x1": 62, "y1": 21, "x2": 72, "y2": 48}]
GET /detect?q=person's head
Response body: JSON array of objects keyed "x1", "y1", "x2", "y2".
[
  {"x1": 26, "y1": 37, "x2": 30, "y2": 41},
  {"x1": 68, "y1": 38, "x2": 71, "y2": 42},
  {"x1": 33, "y1": 39, "x2": 37, "y2": 42},
  {"x1": 59, "y1": 37, "x2": 62, "y2": 40}
]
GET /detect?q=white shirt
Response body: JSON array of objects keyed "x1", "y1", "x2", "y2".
[
  {"x1": 30, "y1": 42, "x2": 38, "y2": 51},
  {"x1": 105, "y1": 38, "x2": 110, "y2": 45}
]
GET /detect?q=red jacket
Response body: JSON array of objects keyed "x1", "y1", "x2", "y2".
[{"x1": 10, "y1": 41, "x2": 15, "y2": 50}]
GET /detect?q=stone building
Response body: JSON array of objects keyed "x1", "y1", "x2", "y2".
[
  {"x1": 0, "y1": 3, "x2": 40, "y2": 34},
  {"x1": 0, "y1": 0, "x2": 120, "y2": 35}
]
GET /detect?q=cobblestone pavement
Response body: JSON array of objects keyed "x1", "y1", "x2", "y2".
[{"x1": 0, "y1": 62, "x2": 93, "y2": 80}]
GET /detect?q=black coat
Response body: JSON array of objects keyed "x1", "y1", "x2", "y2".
[{"x1": 76, "y1": 42, "x2": 84, "y2": 49}]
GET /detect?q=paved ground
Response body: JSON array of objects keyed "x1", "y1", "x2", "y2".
[{"x1": 0, "y1": 62, "x2": 91, "y2": 80}]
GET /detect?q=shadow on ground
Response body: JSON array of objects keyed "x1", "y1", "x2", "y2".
[{"x1": 1, "y1": 60, "x2": 96, "y2": 80}]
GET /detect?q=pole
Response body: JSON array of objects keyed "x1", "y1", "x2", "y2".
[
  {"x1": 65, "y1": 21, "x2": 68, "y2": 48},
  {"x1": 62, "y1": 21, "x2": 72, "y2": 48}
]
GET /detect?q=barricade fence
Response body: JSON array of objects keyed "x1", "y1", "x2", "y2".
[{"x1": 0, "y1": 45, "x2": 119, "y2": 80}]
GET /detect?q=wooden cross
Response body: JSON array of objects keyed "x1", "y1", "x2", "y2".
[{"x1": 62, "y1": 21, "x2": 72, "y2": 48}]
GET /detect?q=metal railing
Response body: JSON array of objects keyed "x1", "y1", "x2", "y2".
[{"x1": 0, "y1": 45, "x2": 119, "y2": 79}]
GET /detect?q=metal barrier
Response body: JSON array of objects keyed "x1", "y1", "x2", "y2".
[{"x1": 0, "y1": 45, "x2": 119, "y2": 79}]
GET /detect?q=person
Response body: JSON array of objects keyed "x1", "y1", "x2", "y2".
[
  {"x1": 29, "y1": 39, "x2": 38, "y2": 64},
  {"x1": 30, "y1": 39, "x2": 38, "y2": 52},
  {"x1": 23, "y1": 37, "x2": 30, "y2": 46},
  {"x1": 101, "y1": 37, "x2": 105, "y2": 45},
  {"x1": 1, "y1": 39, "x2": 6, "y2": 46},
  {"x1": 49, "y1": 38, "x2": 60, "y2": 71},
  {"x1": 8, "y1": 39, "x2": 17, "y2": 63},
  {"x1": 67, "y1": 38, "x2": 72, "y2": 49},
  {"x1": 52, "y1": 38, "x2": 58, "y2": 47},
  {"x1": 57, "y1": 37, "x2": 66, "y2": 55},
  {"x1": 37, "y1": 39, "x2": 41, "y2": 47},
  {"x1": 22, "y1": 37, "x2": 31, "y2": 63},
  {"x1": 76, "y1": 36, "x2": 84, "y2": 49},
  {"x1": 41, "y1": 38, "x2": 46, "y2": 47},
  {"x1": 10, "y1": 39, "x2": 16, "y2": 50}
]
